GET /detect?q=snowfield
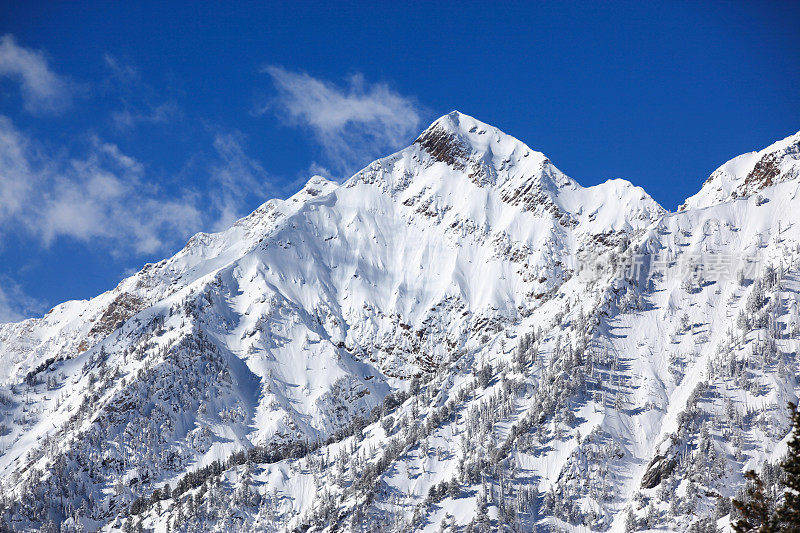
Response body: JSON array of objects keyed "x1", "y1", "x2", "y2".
[{"x1": 0, "y1": 112, "x2": 798, "y2": 532}]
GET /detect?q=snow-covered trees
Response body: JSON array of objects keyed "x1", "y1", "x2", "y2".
[{"x1": 777, "y1": 402, "x2": 800, "y2": 527}]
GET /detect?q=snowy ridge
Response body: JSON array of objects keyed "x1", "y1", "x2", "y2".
[
  {"x1": 0, "y1": 113, "x2": 798, "y2": 532},
  {"x1": 681, "y1": 130, "x2": 800, "y2": 210}
]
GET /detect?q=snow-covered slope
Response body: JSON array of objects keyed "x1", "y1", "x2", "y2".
[{"x1": 0, "y1": 113, "x2": 797, "y2": 533}]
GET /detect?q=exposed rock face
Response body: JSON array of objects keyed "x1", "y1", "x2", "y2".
[
  {"x1": 742, "y1": 151, "x2": 781, "y2": 193},
  {"x1": 415, "y1": 122, "x2": 472, "y2": 170},
  {"x1": 641, "y1": 455, "x2": 677, "y2": 489},
  {"x1": 88, "y1": 292, "x2": 145, "y2": 338}
]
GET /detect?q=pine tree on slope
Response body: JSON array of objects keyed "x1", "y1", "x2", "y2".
[
  {"x1": 732, "y1": 402, "x2": 800, "y2": 532},
  {"x1": 732, "y1": 470, "x2": 775, "y2": 533},
  {"x1": 777, "y1": 402, "x2": 800, "y2": 531}
]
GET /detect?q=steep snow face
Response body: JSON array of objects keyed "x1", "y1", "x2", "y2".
[
  {"x1": 681, "y1": 130, "x2": 800, "y2": 210},
  {"x1": 0, "y1": 114, "x2": 798, "y2": 533},
  {"x1": 190, "y1": 111, "x2": 665, "y2": 444}
]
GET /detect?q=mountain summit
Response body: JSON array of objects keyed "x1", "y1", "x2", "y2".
[{"x1": 0, "y1": 116, "x2": 798, "y2": 532}]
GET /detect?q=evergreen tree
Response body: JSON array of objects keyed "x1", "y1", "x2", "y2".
[
  {"x1": 777, "y1": 402, "x2": 800, "y2": 531},
  {"x1": 624, "y1": 509, "x2": 637, "y2": 532},
  {"x1": 732, "y1": 470, "x2": 775, "y2": 533}
]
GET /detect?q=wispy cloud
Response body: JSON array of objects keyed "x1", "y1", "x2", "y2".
[
  {"x1": 259, "y1": 66, "x2": 423, "y2": 177},
  {"x1": 39, "y1": 139, "x2": 203, "y2": 255},
  {"x1": 102, "y1": 53, "x2": 181, "y2": 131},
  {"x1": 208, "y1": 131, "x2": 272, "y2": 231},
  {"x1": 0, "y1": 34, "x2": 74, "y2": 114},
  {"x1": 0, "y1": 116, "x2": 272, "y2": 257},
  {"x1": 0, "y1": 116, "x2": 202, "y2": 254},
  {"x1": 0, "y1": 276, "x2": 45, "y2": 324},
  {"x1": 111, "y1": 101, "x2": 181, "y2": 130},
  {"x1": 103, "y1": 53, "x2": 139, "y2": 85}
]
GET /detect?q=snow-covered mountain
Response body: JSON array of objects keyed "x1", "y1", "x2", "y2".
[{"x1": 0, "y1": 112, "x2": 798, "y2": 532}]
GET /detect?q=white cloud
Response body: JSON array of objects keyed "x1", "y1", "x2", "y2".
[
  {"x1": 0, "y1": 116, "x2": 276, "y2": 259},
  {"x1": 0, "y1": 34, "x2": 74, "y2": 114},
  {"x1": 0, "y1": 116, "x2": 203, "y2": 255},
  {"x1": 260, "y1": 66, "x2": 422, "y2": 176},
  {"x1": 0, "y1": 276, "x2": 45, "y2": 324},
  {"x1": 0, "y1": 116, "x2": 34, "y2": 221}
]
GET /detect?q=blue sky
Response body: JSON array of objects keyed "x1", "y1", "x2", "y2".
[{"x1": 0, "y1": 1, "x2": 798, "y2": 321}]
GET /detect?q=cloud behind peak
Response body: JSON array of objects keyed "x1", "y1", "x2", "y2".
[{"x1": 260, "y1": 66, "x2": 423, "y2": 177}]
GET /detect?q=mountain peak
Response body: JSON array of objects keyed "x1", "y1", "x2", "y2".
[
  {"x1": 413, "y1": 111, "x2": 552, "y2": 181},
  {"x1": 421, "y1": 110, "x2": 468, "y2": 132},
  {"x1": 301, "y1": 175, "x2": 338, "y2": 196},
  {"x1": 386, "y1": 113, "x2": 661, "y2": 230},
  {"x1": 417, "y1": 110, "x2": 511, "y2": 146},
  {"x1": 680, "y1": 130, "x2": 800, "y2": 210}
]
